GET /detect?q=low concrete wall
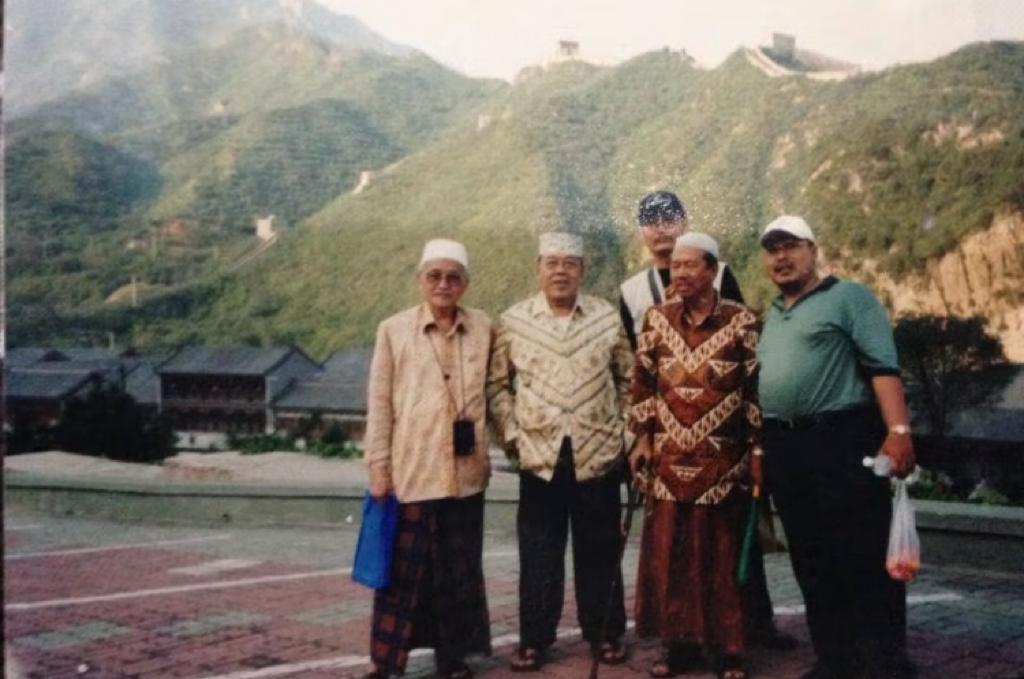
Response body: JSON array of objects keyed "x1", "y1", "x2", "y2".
[
  {"x1": 4, "y1": 473, "x2": 522, "y2": 531},
  {"x1": 6, "y1": 474, "x2": 1023, "y2": 570}
]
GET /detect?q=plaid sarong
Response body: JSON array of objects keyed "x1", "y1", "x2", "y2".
[{"x1": 370, "y1": 493, "x2": 491, "y2": 674}]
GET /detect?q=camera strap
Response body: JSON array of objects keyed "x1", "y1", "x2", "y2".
[{"x1": 427, "y1": 329, "x2": 467, "y2": 419}]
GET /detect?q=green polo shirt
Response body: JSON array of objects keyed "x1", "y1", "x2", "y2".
[{"x1": 757, "y1": 276, "x2": 900, "y2": 420}]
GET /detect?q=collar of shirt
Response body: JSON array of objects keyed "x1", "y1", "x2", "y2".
[
  {"x1": 417, "y1": 303, "x2": 469, "y2": 337},
  {"x1": 771, "y1": 275, "x2": 839, "y2": 312},
  {"x1": 529, "y1": 292, "x2": 587, "y2": 320},
  {"x1": 677, "y1": 291, "x2": 722, "y2": 329}
]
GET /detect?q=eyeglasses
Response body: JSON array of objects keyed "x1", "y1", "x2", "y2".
[
  {"x1": 762, "y1": 239, "x2": 808, "y2": 255},
  {"x1": 539, "y1": 257, "x2": 583, "y2": 272},
  {"x1": 423, "y1": 269, "x2": 466, "y2": 286}
]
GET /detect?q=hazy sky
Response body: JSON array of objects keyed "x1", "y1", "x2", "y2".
[{"x1": 323, "y1": 0, "x2": 1024, "y2": 80}]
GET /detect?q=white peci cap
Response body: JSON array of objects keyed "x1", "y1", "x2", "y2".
[
  {"x1": 672, "y1": 232, "x2": 720, "y2": 260},
  {"x1": 420, "y1": 238, "x2": 469, "y2": 269},
  {"x1": 538, "y1": 232, "x2": 584, "y2": 257}
]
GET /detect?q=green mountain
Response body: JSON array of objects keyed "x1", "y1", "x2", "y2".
[
  {"x1": 22, "y1": 23, "x2": 495, "y2": 138},
  {"x1": 5, "y1": 23, "x2": 503, "y2": 336},
  {"x1": 5, "y1": 0, "x2": 412, "y2": 115},
  {"x1": 8, "y1": 42, "x2": 1024, "y2": 358}
]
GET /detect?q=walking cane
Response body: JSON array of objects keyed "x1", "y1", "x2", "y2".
[
  {"x1": 737, "y1": 484, "x2": 761, "y2": 585},
  {"x1": 588, "y1": 475, "x2": 643, "y2": 679}
]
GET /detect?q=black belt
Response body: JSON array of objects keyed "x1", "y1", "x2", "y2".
[{"x1": 763, "y1": 405, "x2": 873, "y2": 431}]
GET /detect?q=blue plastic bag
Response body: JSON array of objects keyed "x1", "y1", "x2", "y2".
[{"x1": 352, "y1": 491, "x2": 399, "y2": 589}]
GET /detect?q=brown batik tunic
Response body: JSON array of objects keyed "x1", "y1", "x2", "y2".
[{"x1": 628, "y1": 296, "x2": 761, "y2": 653}]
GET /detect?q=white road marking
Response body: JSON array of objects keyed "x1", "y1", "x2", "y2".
[
  {"x1": 196, "y1": 623, "x2": 608, "y2": 679},
  {"x1": 5, "y1": 568, "x2": 352, "y2": 611},
  {"x1": 198, "y1": 621, "x2": 638, "y2": 679},
  {"x1": 773, "y1": 591, "x2": 963, "y2": 616},
  {"x1": 4, "y1": 525, "x2": 44, "y2": 531},
  {"x1": 5, "y1": 534, "x2": 233, "y2": 560},
  {"x1": 168, "y1": 559, "x2": 262, "y2": 577}
]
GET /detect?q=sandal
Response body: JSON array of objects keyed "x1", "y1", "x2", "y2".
[
  {"x1": 442, "y1": 664, "x2": 473, "y2": 679},
  {"x1": 595, "y1": 640, "x2": 627, "y2": 665},
  {"x1": 509, "y1": 647, "x2": 542, "y2": 673},
  {"x1": 649, "y1": 659, "x2": 676, "y2": 678},
  {"x1": 719, "y1": 670, "x2": 749, "y2": 679},
  {"x1": 718, "y1": 654, "x2": 748, "y2": 679},
  {"x1": 650, "y1": 640, "x2": 702, "y2": 677}
]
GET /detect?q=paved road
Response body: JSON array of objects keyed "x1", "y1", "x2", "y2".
[{"x1": 5, "y1": 508, "x2": 1024, "y2": 679}]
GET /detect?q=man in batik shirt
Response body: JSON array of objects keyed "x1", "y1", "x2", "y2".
[{"x1": 628, "y1": 233, "x2": 761, "y2": 679}]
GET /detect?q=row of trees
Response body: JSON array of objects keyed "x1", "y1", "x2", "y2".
[{"x1": 8, "y1": 384, "x2": 176, "y2": 462}]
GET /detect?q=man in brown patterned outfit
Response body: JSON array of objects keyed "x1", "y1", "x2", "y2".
[{"x1": 628, "y1": 233, "x2": 761, "y2": 679}]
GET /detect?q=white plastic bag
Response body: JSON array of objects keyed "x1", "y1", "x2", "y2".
[{"x1": 886, "y1": 480, "x2": 921, "y2": 582}]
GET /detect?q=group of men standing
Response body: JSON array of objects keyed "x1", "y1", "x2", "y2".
[{"x1": 363, "y1": 191, "x2": 916, "y2": 679}]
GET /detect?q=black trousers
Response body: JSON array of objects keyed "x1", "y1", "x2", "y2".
[
  {"x1": 764, "y1": 407, "x2": 907, "y2": 678},
  {"x1": 517, "y1": 438, "x2": 626, "y2": 649},
  {"x1": 743, "y1": 520, "x2": 778, "y2": 635}
]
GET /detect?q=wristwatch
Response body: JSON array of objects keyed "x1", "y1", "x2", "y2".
[{"x1": 889, "y1": 424, "x2": 911, "y2": 435}]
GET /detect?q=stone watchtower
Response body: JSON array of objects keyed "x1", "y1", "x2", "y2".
[
  {"x1": 772, "y1": 33, "x2": 796, "y2": 62},
  {"x1": 557, "y1": 40, "x2": 580, "y2": 60}
]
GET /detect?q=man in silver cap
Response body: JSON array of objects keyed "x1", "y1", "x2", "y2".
[
  {"x1": 621, "y1": 191, "x2": 793, "y2": 653},
  {"x1": 364, "y1": 239, "x2": 492, "y2": 679},
  {"x1": 619, "y1": 191, "x2": 744, "y2": 349},
  {"x1": 628, "y1": 233, "x2": 760, "y2": 679},
  {"x1": 756, "y1": 216, "x2": 915, "y2": 679},
  {"x1": 488, "y1": 232, "x2": 633, "y2": 671}
]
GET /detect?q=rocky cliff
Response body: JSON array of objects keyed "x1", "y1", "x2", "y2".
[{"x1": 835, "y1": 212, "x2": 1024, "y2": 360}]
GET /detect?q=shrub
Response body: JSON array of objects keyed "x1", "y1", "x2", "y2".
[{"x1": 55, "y1": 383, "x2": 175, "y2": 462}]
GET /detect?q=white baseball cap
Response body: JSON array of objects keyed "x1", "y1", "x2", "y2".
[{"x1": 760, "y1": 215, "x2": 816, "y2": 244}]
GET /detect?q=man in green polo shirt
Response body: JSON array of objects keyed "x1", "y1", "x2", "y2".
[{"x1": 756, "y1": 216, "x2": 915, "y2": 679}]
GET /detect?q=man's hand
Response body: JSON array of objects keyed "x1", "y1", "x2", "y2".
[
  {"x1": 870, "y1": 375, "x2": 915, "y2": 478},
  {"x1": 880, "y1": 431, "x2": 915, "y2": 478},
  {"x1": 628, "y1": 438, "x2": 652, "y2": 477},
  {"x1": 751, "y1": 451, "x2": 764, "y2": 488},
  {"x1": 369, "y1": 464, "x2": 392, "y2": 500}
]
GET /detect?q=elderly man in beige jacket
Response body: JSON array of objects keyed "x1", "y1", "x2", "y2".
[{"x1": 363, "y1": 238, "x2": 492, "y2": 679}]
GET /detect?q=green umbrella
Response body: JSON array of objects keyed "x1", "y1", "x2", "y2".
[{"x1": 737, "y1": 484, "x2": 761, "y2": 585}]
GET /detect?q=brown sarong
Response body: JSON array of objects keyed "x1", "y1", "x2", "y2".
[
  {"x1": 370, "y1": 493, "x2": 491, "y2": 674},
  {"x1": 634, "y1": 494, "x2": 745, "y2": 657}
]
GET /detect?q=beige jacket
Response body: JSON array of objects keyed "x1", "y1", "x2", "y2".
[
  {"x1": 487, "y1": 293, "x2": 632, "y2": 482},
  {"x1": 364, "y1": 304, "x2": 492, "y2": 502}
]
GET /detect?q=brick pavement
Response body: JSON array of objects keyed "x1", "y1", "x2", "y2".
[{"x1": 5, "y1": 511, "x2": 1024, "y2": 679}]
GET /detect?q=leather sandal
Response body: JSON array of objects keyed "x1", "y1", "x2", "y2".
[
  {"x1": 442, "y1": 663, "x2": 473, "y2": 679},
  {"x1": 649, "y1": 659, "x2": 677, "y2": 678},
  {"x1": 509, "y1": 647, "x2": 542, "y2": 672},
  {"x1": 718, "y1": 654, "x2": 749, "y2": 679},
  {"x1": 595, "y1": 639, "x2": 627, "y2": 665}
]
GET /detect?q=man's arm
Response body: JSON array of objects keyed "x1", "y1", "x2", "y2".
[
  {"x1": 844, "y1": 283, "x2": 916, "y2": 478},
  {"x1": 485, "y1": 318, "x2": 519, "y2": 458},
  {"x1": 627, "y1": 310, "x2": 659, "y2": 475},
  {"x1": 740, "y1": 316, "x2": 764, "y2": 487},
  {"x1": 619, "y1": 295, "x2": 638, "y2": 351},
  {"x1": 872, "y1": 375, "x2": 915, "y2": 478},
  {"x1": 364, "y1": 323, "x2": 395, "y2": 499}
]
